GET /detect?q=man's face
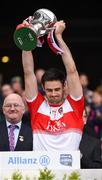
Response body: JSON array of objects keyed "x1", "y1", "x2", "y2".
[
  {"x1": 44, "y1": 80, "x2": 65, "y2": 105},
  {"x1": 3, "y1": 94, "x2": 25, "y2": 124}
]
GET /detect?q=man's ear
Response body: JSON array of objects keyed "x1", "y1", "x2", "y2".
[
  {"x1": 2, "y1": 107, "x2": 5, "y2": 115},
  {"x1": 64, "y1": 81, "x2": 69, "y2": 97},
  {"x1": 22, "y1": 105, "x2": 26, "y2": 114},
  {"x1": 64, "y1": 81, "x2": 67, "y2": 87}
]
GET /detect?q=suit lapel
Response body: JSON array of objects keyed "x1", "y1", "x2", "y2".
[{"x1": 0, "y1": 120, "x2": 10, "y2": 150}]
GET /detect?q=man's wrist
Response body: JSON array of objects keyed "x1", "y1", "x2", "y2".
[{"x1": 55, "y1": 34, "x2": 63, "y2": 40}]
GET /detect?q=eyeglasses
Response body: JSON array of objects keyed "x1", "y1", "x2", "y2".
[{"x1": 4, "y1": 103, "x2": 24, "y2": 109}]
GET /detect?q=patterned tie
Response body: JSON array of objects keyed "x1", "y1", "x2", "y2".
[{"x1": 8, "y1": 125, "x2": 16, "y2": 151}]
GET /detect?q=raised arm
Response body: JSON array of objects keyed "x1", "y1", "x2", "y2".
[
  {"x1": 22, "y1": 51, "x2": 38, "y2": 100},
  {"x1": 54, "y1": 21, "x2": 83, "y2": 98}
]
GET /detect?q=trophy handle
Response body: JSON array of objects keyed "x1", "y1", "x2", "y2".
[
  {"x1": 23, "y1": 16, "x2": 33, "y2": 24},
  {"x1": 45, "y1": 26, "x2": 56, "y2": 34}
]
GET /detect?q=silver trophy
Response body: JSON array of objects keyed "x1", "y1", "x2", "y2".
[{"x1": 14, "y1": 8, "x2": 57, "y2": 51}]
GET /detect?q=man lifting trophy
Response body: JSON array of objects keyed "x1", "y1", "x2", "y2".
[{"x1": 14, "y1": 8, "x2": 63, "y2": 54}]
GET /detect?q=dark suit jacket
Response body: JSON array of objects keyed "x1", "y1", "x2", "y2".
[
  {"x1": 79, "y1": 132, "x2": 102, "y2": 169},
  {"x1": 0, "y1": 113, "x2": 33, "y2": 151}
]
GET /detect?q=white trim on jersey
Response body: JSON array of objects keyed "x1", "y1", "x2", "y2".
[{"x1": 37, "y1": 99, "x2": 73, "y2": 116}]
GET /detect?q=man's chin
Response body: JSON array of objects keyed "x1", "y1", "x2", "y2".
[
  {"x1": 49, "y1": 99, "x2": 61, "y2": 104},
  {"x1": 8, "y1": 116, "x2": 18, "y2": 120}
]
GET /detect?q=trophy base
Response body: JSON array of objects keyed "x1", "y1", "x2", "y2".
[{"x1": 14, "y1": 27, "x2": 37, "y2": 51}]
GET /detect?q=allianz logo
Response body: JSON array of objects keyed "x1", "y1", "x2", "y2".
[
  {"x1": 8, "y1": 155, "x2": 50, "y2": 166},
  {"x1": 8, "y1": 157, "x2": 37, "y2": 164},
  {"x1": 39, "y1": 155, "x2": 50, "y2": 166}
]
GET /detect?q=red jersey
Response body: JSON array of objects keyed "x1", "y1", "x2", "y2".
[{"x1": 27, "y1": 93, "x2": 84, "y2": 151}]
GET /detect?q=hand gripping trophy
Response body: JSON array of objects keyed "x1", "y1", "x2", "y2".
[{"x1": 14, "y1": 8, "x2": 63, "y2": 54}]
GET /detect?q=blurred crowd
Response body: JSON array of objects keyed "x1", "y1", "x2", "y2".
[
  {"x1": 79, "y1": 73, "x2": 102, "y2": 141},
  {"x1": 0, "y1": 69, "x2": 45, "y2": 121}
]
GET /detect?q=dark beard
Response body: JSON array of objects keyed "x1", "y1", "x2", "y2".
[{"x1": 48, "y1": 97, "x2": 64, "y2": 104}]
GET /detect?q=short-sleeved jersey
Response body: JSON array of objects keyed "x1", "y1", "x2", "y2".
[{"x1": 27, "y1": 93, "x2": 84, "y2": 151}]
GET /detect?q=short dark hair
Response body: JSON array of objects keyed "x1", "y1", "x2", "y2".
[{"x1": 41, "y1": 68, "x2": 66, "y2": 86}]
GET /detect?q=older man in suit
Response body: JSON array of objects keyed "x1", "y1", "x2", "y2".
[{"x1": 0, "y1": 93, "x2": 33, "y2": 151}]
